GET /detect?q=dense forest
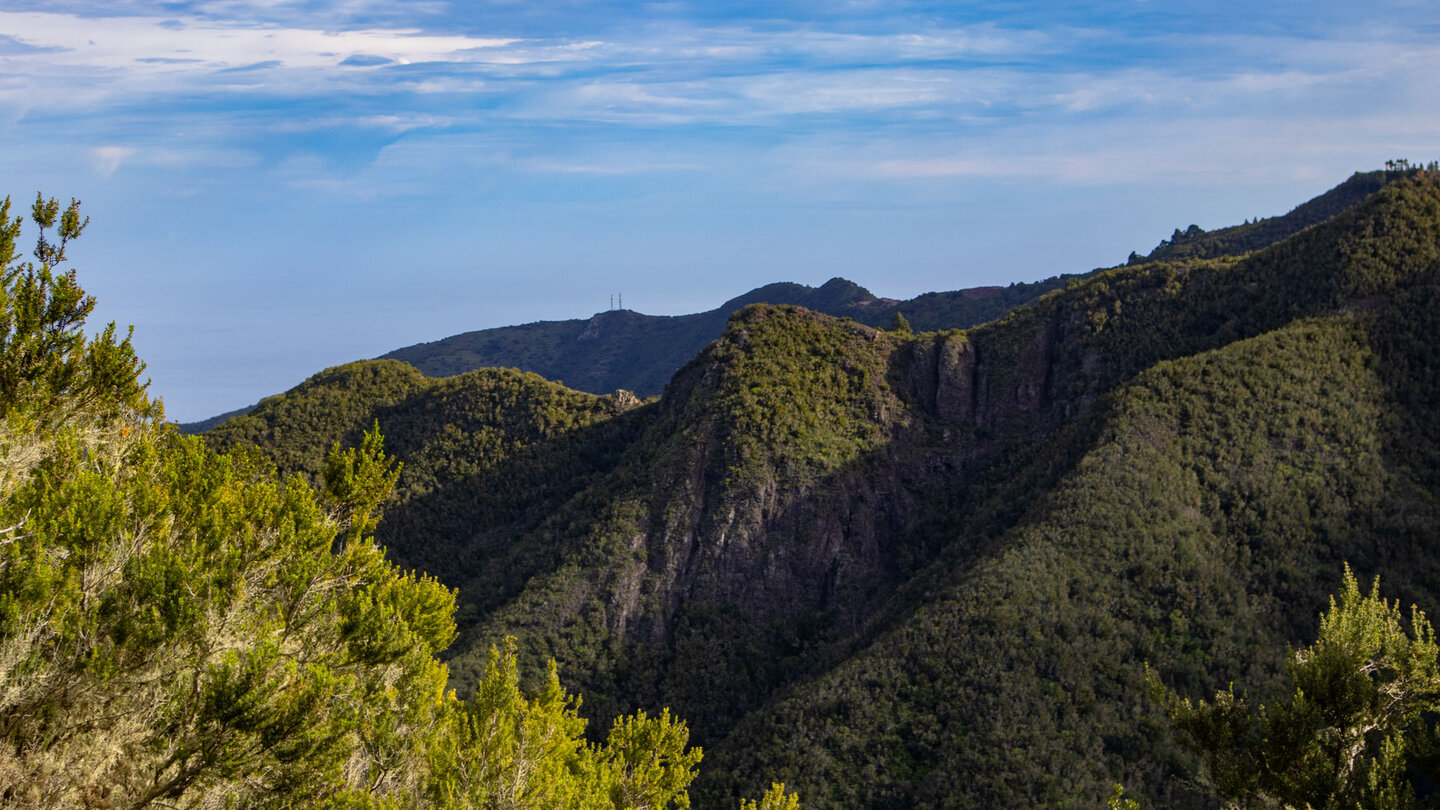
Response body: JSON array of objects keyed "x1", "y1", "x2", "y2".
[
  {"x1": 187, "y1": 171, "x2": 1405, "y2": 433},
  {"x1": 201, "y1": 168, "x2": 1440, "y2": 807},
  {"x1": 0, "y1": 194, "x2": 797, "y2": 808},
  {"x1": 371, "y1": 276, "x2": 1080, "y2": 401},
  {"x1": 6, "y1": 166, "x2": 1439, "y2": 808},
  {"x1": 182, "y1": 276, "x2": 1076, "y2": 434}
]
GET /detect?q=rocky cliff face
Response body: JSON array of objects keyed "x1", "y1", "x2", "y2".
[
  {"x1": 207, "y1": 172, "x2": 1440, "y2": 808},
  {"x1": 449, "y1": 174, "x2": 1440, "y2": 765},
  {"x1": 455, "y1": 299, "x2": 1125, "y2": 741}
]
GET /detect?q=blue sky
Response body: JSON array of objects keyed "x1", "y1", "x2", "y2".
[{"x1": 0, "y1": 1, "x2": 1435, "y2": 420}]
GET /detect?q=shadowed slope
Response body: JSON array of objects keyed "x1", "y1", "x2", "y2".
[{"x1": 207, "y1": 172, "x2": 1440, "y2": 808}]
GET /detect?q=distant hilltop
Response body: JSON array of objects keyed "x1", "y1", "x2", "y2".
[
  {"x1": 182, "y1": 166, "x2": 1422, "y2": 432},
  {"x1": 199, "y1": 168, "x2": 1440, "y2": 807},
  {"x1": 377, "y1": 275, "x2": 1076, "y2": 399}
]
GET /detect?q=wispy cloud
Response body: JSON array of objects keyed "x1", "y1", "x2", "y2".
[
  {"x1": 0, "y1": 10, "x2": 516, "y2": 91},
  {"x1": 1, "y1": 7, "x2": 1430, "y2": 175},
  {"x1": 0, "y1": 1, "x2": 1433, "y2": 420},
  {"x1": 0, "y1": 32, "x2": 67, "y2": 55},
  {"x1": 90, "y1": 145, "x2": 136, "y2": 177},
  {"x1": 217, "y1": 59, "x2": 283, "y2": 73},
  {"x1": 340, "y1": 53, "x2": 394, "y2": 67}
]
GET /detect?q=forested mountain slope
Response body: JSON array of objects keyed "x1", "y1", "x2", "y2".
[
  {"x1": 195, "y1": 169, "x2": 1394, "y2": 436},
  {"x1": 379, "y1": 276, "x2": 1076, "y2": 397},
  {"x1": 206, "y1": 170, "x2": 1440, "y2": 807},
  {"x1": 184, "y1": 276, "x2": 1069, "y2": 432},
  {"x1": 1139, "y1": 168, "x2": 1397, "y2": 262},
  {"x1": 0, "y1": 195, "x2": 738, "y2": 809},
  {"x1": 203, "y1": 362, "x2": 654, "y2": 608}
]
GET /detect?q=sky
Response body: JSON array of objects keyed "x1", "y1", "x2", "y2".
[{"x1": 0, "y1": 1, "x2": 1436, "y2": 421}]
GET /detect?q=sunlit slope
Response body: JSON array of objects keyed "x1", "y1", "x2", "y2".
[
  {"x1": 380, "y1": 276, "x2": 1078, "y2": 397},
  {"x1": 691, "y1": 173, "x2": 1440, "y2": 806},
  {"x1": 204, "y1": 361, "x2": 653, "y2": 597},
  {"x1": 206, "y1": 172, "x2": 1440, "y2": 808}
]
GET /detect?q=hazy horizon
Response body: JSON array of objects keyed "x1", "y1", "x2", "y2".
[{"x1": 0, "y1": 1, "x2": 1434, "y2": 420}]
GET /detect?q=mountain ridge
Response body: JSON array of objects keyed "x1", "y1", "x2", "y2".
[
  {"x1": 185, "y1": 170, "x2": 1403, "y2": 433},
  {"x1": 377, "y1": 274, "x2": 1076, "y2": 398},
  {"x1": 1138, "y1": 168, "x2": 1400, "y2": 262},
  {"x1": 201, "y1": 168, "x2": 1440, "y2": 807},
  {"x1": 178, "y1": 275, "x2": 1070, "y2": 433}
]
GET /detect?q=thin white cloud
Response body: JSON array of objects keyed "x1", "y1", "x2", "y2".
[
  {"x1": 0, "y1": 10, "x2": 516, "y2": 87},
  {"x1": 738, "y1": 69, "x2": 997, "y2": 115},
  {"x1": 0, "y1": 6, "x2": 1432, "y2": 195},
  {"x1": 275, "y1": 113, "x2": 453, "y2": 134},
  {"x1": 0, "y1": 12, "x2": 1065, "y2": 116},
  {"x1": 777, "y1": 102, "x2": 1440, "y2": 189},
  {"x1": 90, "y1": 145, "x2": 136, "y2": 176}
]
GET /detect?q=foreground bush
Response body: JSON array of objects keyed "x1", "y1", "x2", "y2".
[{"x1": 0, "y1": 194, "x2": 795, "y2": 809}]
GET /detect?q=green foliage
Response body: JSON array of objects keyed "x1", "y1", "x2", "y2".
[
  {"x1": 0, "y1": 194, "x2": 733, "y2": 810},
  {"x1": 323, "y1": 420, "x2": 403, "y2": 546},
  {"x1": 0, "y1": 403, "x2": 455, "y2": 806},
  {"x1": 203, "y1": 360, "x2": 653, "y2": 626},
  {"x1": 1107, "y1": 784, "x2": 1141, "y2": 810},
  {"x1": 432, "y1": 640, "x2": 591, "y2": 809},
  {"x1": 1142, "y1": 170, "x2": 1394, "y2": 262},
  {"x1": 739, "y1": 783, "x2": 801, "y2": 810},
  {"x1": 683, "y1": 304, "x2": 896, "y2": 487},
  {"x1": 427, "y1": 638, "x2": 707, "y2": 810},
  {"x1": 601, "y1": 708, "x2": 703, "y2": 810},
  {"x1": 0, "y1": 194, "x2": 148, "y2": 428},
  {"x1": 887, "y1": 275, "x2": 1077, "y2": 333},
  {"x1": 376, "y1": 276, "x2": 1071, "y2": 399},
  {"x1": 1151, "y1": 566, "x2": 1440, "y2": 809}
]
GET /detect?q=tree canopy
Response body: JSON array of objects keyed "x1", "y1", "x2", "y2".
[
  {"x1": 1151, "y1": 566, "x2": 1440, "y2": 809},
  {"x1": 0, "y1": 194, "x2": 797, "y2": 809}
]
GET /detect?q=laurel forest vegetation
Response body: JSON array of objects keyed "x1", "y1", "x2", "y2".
[
  {"x1": 188, "y1": 168, "x2": 1440, "y2": 808},
  {"x1": 5, "y1": 165, "x2": 1439, "y2": 809},
  {"x1": 1151, "y1": 566, "x2": 1440, "y2": 810},
  {"x1": 0, "y1": 194, "x2": 799, "y2": 809}
]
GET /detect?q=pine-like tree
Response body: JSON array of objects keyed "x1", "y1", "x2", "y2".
[
  {"x1": 0, "y1": 195, "x2": 792, "y2": 809},
  {"x1": 890, "y1": 311, "x2": 913, "y2": 335},
  {"x1": 1150, "y1": 565, "x2": 1440, "y2": 809}
]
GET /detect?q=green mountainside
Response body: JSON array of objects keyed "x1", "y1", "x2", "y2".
[
  {"x1": 202, "y1": 169, "x2": 1440, "y2": 807},
  {"x1": 181, "y1": 276, "x2": 1072, "y2": 433},
  {"x1": 202, "y1": 362, "x2": 653, "y2": 601},
  {"x1": 0, "y1": 196, "x2": 742, "y2": 808},
  {"x1": 1138, "y1": 169, "x2": 1397, "y2": 263},
  {"x1": 378, "y1": 275, "x2": 1076, "y2": 397}
]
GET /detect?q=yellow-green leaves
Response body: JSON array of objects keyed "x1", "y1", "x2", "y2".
[
  {"x1": 602, "y1": 707, "x2": 703, "y2": 810},
  {"x1": 429, "y1": 639, "x2": 597, "y2": 809},
  {"x1": 339, "y1": 569, "x2": 457, "y2": 665},
  {"x1": 1153, "y1": 565, "x2": 1440, "y2": 809},
  {"x1": 323, "y1": 421, "x2": 401, "y2": 547},
  {"x1": 0, "y1": 419, "x2": 450, "y2": 808},
  {"x1": 739, "y1": 783, "x2": 801, "y2": 810},
  {"x1": 425, "y1": 639, "x2": 708, "y2": 810}
]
